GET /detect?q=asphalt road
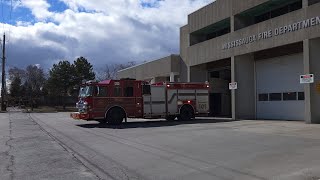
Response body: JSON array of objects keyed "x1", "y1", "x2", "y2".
[{"x1": 1, "y1": 110, "x2": 320, "y2": 180}]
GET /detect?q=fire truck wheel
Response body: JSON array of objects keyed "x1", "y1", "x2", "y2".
[
  {"x1": 98, "y1": 120, "x2": 107, "y2": 124},
  {"x1": 178, "y1": 105, "x2": 194, "y2": 121},
  {"x1": 107, "y1": 107, "x2": 125, "y2": 124},
  {"x1": 165, "y1": 115, "x2": 176, "y2": 121}
]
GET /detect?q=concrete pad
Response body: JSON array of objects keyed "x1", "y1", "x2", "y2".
[
  {"x1": 29, "y1": 112, "x2": 320, "y2": 180},
  {"x1": 3, "y1": 111, "x2": 98, "y2": 180}
]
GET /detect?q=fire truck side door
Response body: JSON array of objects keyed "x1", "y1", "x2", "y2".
[
  {"x1": 123, "y1": 83, "x2": 136, "y2": 117},
  {"x1": 149, "y1": 86, "x2": 166, "y2": 116},
  {"x1": 196, "y1": 89, "x2": 209, "y2": 113},
  {"x1": 92, "y1": 86, "x2": 108, "y2": 119},
  {"x1": 167, "y1": 88, "x2": 178, "y2": 114},
  {"x1": 142, "y1": 85, "x2": 151, "y2": 116}
]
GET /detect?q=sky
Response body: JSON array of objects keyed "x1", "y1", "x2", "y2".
[{"x1": 0, "y1": 0, "x2": 213, "y2": 72}]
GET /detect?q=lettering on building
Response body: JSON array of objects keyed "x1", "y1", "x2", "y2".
[{"x1": 222, "y1": 16, "x2": 320, "y2": 50}]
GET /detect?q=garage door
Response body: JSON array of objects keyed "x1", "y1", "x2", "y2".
[{"x1": 256, "y1": 53, "x2": 305, "y2": 120}]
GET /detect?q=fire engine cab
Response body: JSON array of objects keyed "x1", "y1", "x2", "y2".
[{"x1": 70, "y1": 79, "x2": 209, "y2": 124}]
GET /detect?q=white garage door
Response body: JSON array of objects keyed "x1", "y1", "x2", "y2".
[{"x1": 256, "y1": 53, "x2": 305, "y2": 120}]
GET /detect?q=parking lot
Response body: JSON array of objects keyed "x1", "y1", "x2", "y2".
[{"x1": 1, "y1": 111, "x2": 320, "y2": 180}]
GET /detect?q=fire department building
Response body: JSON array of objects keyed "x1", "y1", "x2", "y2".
[{"x1": 118, "y1": 0, "x2": 320, "y2": 123}]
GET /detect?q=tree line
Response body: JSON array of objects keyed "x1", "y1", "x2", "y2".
[{"x1": 8, "y1": 57, "x2": 135, "y2": 109}]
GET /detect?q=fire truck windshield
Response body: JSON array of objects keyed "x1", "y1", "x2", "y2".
[{"x1": 79, "y1": 86, "x2": 93, "y2": 97}]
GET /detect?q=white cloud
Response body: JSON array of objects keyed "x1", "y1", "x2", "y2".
[
  {"x1": 4, "y1": 0, "x2": 213, "y2": 70},
  {"x1": 20, "y1": 0, "x2": 53, "y2": 21}
]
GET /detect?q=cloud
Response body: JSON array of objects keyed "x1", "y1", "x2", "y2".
[
  {"x1": 2, "y1": 0, "x2": 213, "y2": 71},
  {"x1": 20, "y1": 0, "x2": 52, "y2": 21}
]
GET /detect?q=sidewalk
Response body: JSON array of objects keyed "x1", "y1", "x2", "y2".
[
  {"x1": 0, "y1": 113, "x2": 11, "y2": 180},
  {"x1": 0, "y1": 110, "x2": 98, "y2": 180}
]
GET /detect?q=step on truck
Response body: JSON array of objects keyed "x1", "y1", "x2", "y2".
[{"x1": 70, "y1": 79, "x2": 209, "y2": 124}]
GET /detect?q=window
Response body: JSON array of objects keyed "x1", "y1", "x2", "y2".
[
  {"x1": 125, "y1": 87, "x2": 134, "y2": 97},
  {"x1": 96, "y1": 87, "x2": 107, "y2": 97},
  {"x1": 255, "y1": 12, "x2": 270, "y2": 23},
  {"x1": 190, "y1": 18, "x2": 230, "y2": 46},
  {"x1": 143, "y1": 85, "x2": 151, "y2": 95},
  {"x1": 79, "y1": 86, "x2": 93, "y2": 97},
  {"x1": 271, "y1": 6, "x2": 288, "y2": 18},
  {"x1": 258, "y1": 94, "x2": 269, "y2": 101},
  {"x1": 309, "y1": 0, "x2": 320, "y2": 5},
  {"x1": 114, "y1": 87, "x2": 122, "y2": 97},
  {"x1": 298, "y1": 92, "x2": 305, "y2": 100},
  {"x1": 269, "y1": 93, "x2": 282, "y2": 101},
  {"x1": 235, "y1": 0, "x2": 302, "y2": 30},
  {"x1": 283, "y1": 92, "x2": 297, "y2": 101},
  {"x1": 210, "y1": 71, "x2": 220, "y2": 78},
  {"x1": 289, "y1": 1, "x2": 303, "y2": 11}
]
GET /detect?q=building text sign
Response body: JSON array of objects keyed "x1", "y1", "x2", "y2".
[
  {"x1": 229, "y1": 82, "x2": 238, "y2": 90},
  {"x1": 300, "y1": 74, "x2": 314, "y2": 84},
  {"x1": 223, "y1": 16, "x2": 320, "y2": 50}
]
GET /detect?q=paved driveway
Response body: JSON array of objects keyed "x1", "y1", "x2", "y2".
[{"x1": 1, "y1": 110, "x2": 320, "y2": 180}]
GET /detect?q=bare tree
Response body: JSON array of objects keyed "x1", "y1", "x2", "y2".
[
  {"x1": 8, "y1": 67, "x2": 25, "y2": 82},
  {"x1": 25, "y1": 65, "x2": 46, "y2": 110},
  {"x1": 96, "y1": 64, "x2": 118, "y2": 81},
  {"x1": 97, "y1": 61, "x2": 136, "y2": 80},
  {"x1": 118, "y1": 61, "x2": 136, "y2": 70}
]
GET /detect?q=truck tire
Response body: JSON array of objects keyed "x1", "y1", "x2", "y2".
[
  {"x1": 178, "y1": 105, "x2": 194, "y2": 121},
  {"x1": 98, "y1": 119, "x2": 107, "y2": 124},
  {"x1": 165, "y1": 115, "x2": 176, "y2": 121},
  {"x1": 107, "y1": 107, "x2": 125, "y2": 124}
]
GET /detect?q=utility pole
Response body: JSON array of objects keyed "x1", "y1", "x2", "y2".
[{"x1": 1, "y1": 33, "x2": 6, "y2": 111}]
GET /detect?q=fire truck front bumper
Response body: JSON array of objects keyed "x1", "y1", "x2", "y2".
[{"x1": 70, "y1": 112, "x2": 90, "y2": 120}]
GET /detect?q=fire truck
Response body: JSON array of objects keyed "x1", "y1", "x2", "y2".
[{"x1": 70, "y1": 79, "x2": 209, "y2": 124}]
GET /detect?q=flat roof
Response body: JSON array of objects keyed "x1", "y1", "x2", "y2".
[{"x1": 118, "y1": 54, "x2": 179, "y2": 72}]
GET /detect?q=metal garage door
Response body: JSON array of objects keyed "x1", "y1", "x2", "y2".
[{"x1": 256, "y1": 53, "x2": 305, "y2": 120}]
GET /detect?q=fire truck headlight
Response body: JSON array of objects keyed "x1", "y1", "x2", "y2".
[
  {"x1": 82, "y1": 102, "x2": 89, "y2": 109},
  {"x1": 177, "y1": 100, "x2": 183, "y2": 105}
]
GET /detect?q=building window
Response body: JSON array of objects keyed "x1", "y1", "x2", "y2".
[
  {"x1": 309, "y1": 0, "x2": 320, "y2": 5},
  {"x1": 283, "y1": 92, "x2": 297, "y2": 101},
  {"x1": 256, "y1": 1, "x2": 303, "y2": 23},
  {"x1": 269, "y1": 93, "x2": 282, "y2": 101},
  {"x1": 258, "y1": 94, "x2": 269, "y2": 101},
  {"x1": 255, "y1": 12, "x2": 270, "y2": 23},
  {"x1": 190, "y1": 18, "x2": 230, "y2": 46},
  {"x1": 298, "y1": 92, "x2": 305, "y2": 100},
  {"x1": 210, "y1": 71, "x2": 220, "y2": 78},
  {"x1": 235, "y1": 0, "x2": 302, "y2": 30}
]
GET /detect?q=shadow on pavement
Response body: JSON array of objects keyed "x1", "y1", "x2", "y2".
[{"x1": 77, "y1": 118, "x2": 238, "y2": 129}]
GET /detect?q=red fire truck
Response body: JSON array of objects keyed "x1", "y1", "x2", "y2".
[{"x1": 70, "y1": 79, "x2": 209, "y2": 124}]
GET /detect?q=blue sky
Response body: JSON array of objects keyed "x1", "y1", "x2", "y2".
[
  {"x1": 0, "y1": 0, "x2": 212, "y2": 74},
  {"x1": 47, "y1": 0, "x2": 68, "y2": 12}
]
